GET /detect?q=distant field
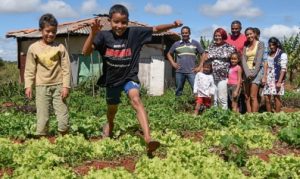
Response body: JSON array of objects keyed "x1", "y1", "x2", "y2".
[{"x1": 0, "y1": 60, "x2": 18, "y2": 84}]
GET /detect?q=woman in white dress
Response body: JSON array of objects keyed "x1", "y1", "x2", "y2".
[{"x1": 262, "y1": 37, "x2": 288, "y2": 112}]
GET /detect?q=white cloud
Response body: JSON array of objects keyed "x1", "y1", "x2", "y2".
[
  {"x1": 199, "y1": 0, "x2": 262, "y2": 18},
  {"x1": 81, "y1": 0, "x2": 99, "y2": 14},
  {"x1": 0, "y1": 0, "x2": 41, "y2": 13},
  {"x1": 40, "y1": 0, "x2": 78, "y2": 18},
  {"x1": 116, "y1": 1, "x2": 134, "y2": 11},
  {"x1": 195, "y1": 24, "x2": 229, "y2": 40},
  {"x1": 262, "y1": 25, "x2": 300, "y2": 40},
  {"x1": 0, "y1": 37, "x2": 17, "y2": 61},
  {"x1": 144, "y1": 3, "x2": 172, "y2": 15}
]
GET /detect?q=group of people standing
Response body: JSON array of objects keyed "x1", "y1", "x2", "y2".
[
  {"x1": 167, "y1": 21, "x2": 288, "y2": 116},
  {"x1": 23, "y1": 4, "x2": 288, "y2": 154}
]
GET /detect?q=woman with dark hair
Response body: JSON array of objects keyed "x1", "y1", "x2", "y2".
[
  {"x1": 242, "y1": 27, "x2": 265, "y2": 113},
  {"x1": 200, "y1": 28, "x2": 236, "y2": 109},
  {"x1": 262, "y1": 37, "x2": 287, "y2": 112}
]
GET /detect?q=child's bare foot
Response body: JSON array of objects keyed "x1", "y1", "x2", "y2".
[
  {"x1": 146, "y1": 140, "x2": 160, "y2": 154},
  {"x1": 102, "y1": 123, "x2": 113, "y2": 138}
]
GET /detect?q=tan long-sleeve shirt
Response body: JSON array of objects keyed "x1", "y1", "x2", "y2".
[{"x1": 24, "y1": 41, "x2": 71, "y2": 88}]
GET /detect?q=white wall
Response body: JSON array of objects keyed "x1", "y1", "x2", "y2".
[{"x1": 138, "y1": 44, "x2": 174, "y2": 96}]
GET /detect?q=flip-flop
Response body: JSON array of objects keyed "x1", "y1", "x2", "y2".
[{"x1": 147, "y1": 140, "x2": 160, "y2": 154}]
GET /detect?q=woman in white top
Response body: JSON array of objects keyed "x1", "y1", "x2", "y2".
[{"x1": 262, "y1": 37, "x2": 288, "y2": 112}]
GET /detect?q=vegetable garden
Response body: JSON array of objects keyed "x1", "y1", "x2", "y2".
[{"x1": 0, "y1": 82, "x2": 299, "y2": 179}]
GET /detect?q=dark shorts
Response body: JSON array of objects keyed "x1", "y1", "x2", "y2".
[
  {"x1": 195, "y1": 97, "x2": 211, "y2": 108},
  {"x1": 228, "y1": 84, "x2": 240, "y2": 102},
  {"x1": 106, "y1": 81, "x2": 140, "y2": 105}
]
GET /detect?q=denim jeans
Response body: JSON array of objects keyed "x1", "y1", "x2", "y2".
[{"x1": 175, "y1": 72, "x2": 195, "y2": 96}]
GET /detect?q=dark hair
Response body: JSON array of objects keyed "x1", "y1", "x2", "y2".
[
  {"x1": 203, "y1": 60, "x2": 212, "y2": 68},
  {"x1": 203, "y1": 61, "x2": 212, "y2": 73},
  {"x1": 39, "y1": 13, "x2": 58, "y2": 30},
  {"x1": 214, "y1": 28, "x2": 228, "y2": 40},
  {"x1": 230, "y1": 52, "x2": 241, "y2": 64},
  {"x1": 244, "y1": 27, "x2": 255, "y2": 35},
  {"x1": 253, "y1": 27, "x2": 260, "y2": 36},
  {"x1": 181, "y1": 26, "x2": 191, "y2": 34},
  {"x1": 253, "y1": 27, "x2": 260, "y2": 40},
  {"x1": 109, "y1": 4, "x2": 129, "y2": 20},
  {"x1": 268, "y1": 37, "x2": 283, "y2": 51},
  {"x1": 231, "y1": 20, "x2": 242, "y2": 27}
]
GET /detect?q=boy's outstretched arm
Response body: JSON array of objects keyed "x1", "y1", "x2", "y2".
[
  {"x1": 152, "y1": 20, "x2": 182, "y2": 33},
  {"x1": 82, "y1": 18, "x2": 102, "y2": 56}
]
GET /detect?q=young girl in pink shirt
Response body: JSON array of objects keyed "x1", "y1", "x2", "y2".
[{"x1": 228, "y1": 52, "x2": 242, "y2": 112}]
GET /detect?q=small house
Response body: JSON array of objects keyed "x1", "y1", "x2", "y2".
[{"x1": 6, "y1": 16, "x2": 180, "y2": 96}]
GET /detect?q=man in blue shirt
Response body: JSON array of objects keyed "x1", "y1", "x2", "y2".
[{"x1": 167, "y1": 26, "x2": 204, "y2": 96}]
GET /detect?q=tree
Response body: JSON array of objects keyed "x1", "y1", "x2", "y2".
[
  {"x1": 200, "y1": 36, "x2": 212, "y2": 50},
  {"x1": 281, "y1": 33, "x2": 300, "y2": 83}
]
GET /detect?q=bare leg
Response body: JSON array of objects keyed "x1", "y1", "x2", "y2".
[
  {"x1": 104, "y1": 104, "x2": 118, "y2": 137},
  {"x1": 128, "y1": 88, "x2": 151, "y2": 142},
  {"x1": 244, "y1": 83, "x2": 252, "y2": 113},
  {"x1": 250, "y1": 84, "x2": 259, "y2": 112},
  {"x1": 128, "y1": 88, "x2": 160, "y2": 154},
  {"x1": 274, "y1": 95, "x2": 282, "y2": 112},
  {"x1": 194, "y1": 103, "x2": 201, "y2": 116},
  {"x1": 232, "y1": 100, "x2": 239, "y2": 113},
  {"x1": 265, "y1": 95, "x2": 272, "y2": 112}
]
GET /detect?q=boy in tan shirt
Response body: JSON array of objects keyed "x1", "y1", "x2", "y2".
[{"x1": 25, "y1": 13, "x2": 71, "y2": 136}]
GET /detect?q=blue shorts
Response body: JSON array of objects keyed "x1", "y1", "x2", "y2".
[{"x1": 106, "y1": 81, "x2": 140, "y2": 105}]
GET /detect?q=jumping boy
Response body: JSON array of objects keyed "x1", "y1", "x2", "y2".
[
  {"x1": 82, "y1": 4, "x2": 182, "y2": 154},
  {"x1": 25, "y1": 13, "x2": 71, "y2": 137}
]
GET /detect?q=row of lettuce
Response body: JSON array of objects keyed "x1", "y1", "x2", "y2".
[
  {"x1": 1, "y1": 91, "x2": 299, "y2": 147},
  {"x1": 0, "y1": 89, "x2": 299, "y2": 178},
  {"x1": 1, "y1": 131, "x2": 299, "y2": 178}
]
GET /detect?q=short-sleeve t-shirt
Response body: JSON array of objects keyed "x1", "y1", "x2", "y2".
[
  {"x1": 228, "y1": 65, "x2": 241, "y2": 85},
  {"x1": 93, "y1": 27, "x2": 152, "y2": 87},
  {"x1": 226, "y1": 34, "x2": 246, "y2": 54},
  {"x1": 168, "y1": 39, "x2": 204, "y2": 73}
]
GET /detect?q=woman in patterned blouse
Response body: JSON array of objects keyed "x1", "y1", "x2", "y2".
[{"x1": 201, "y1": 28, "x2": 236, "y2": 109}]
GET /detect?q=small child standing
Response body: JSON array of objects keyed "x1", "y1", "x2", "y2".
[
  {"x1": 193, "y1": 61, "x2": 215, "y2": 115},
  {"x1": 25, "y1": 13, "x2": 71, "y2": 137},
  {"x1": 227, "y1": 52, "x2": 242, "y2": 112}
]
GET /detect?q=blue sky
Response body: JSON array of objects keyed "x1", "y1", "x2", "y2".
[{"x1": 0, "y1": 0, "x2": 299, "y2": 61}]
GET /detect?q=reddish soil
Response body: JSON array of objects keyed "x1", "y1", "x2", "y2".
[
  {"x1": 1, "y1": 102, "x2": 15, "y2": 108},
  {"x1": 285, "y1": 83, "x2": 296, "y2": 91},
  {"x1": 270, "y1": 125, "x2": 281, "y2": 135},
  {"x1": 47, "y1": 136, "x2": 56, "y2": 144},
  {"x1": 89, "y1": 136, "x2": 104, "y2": 142},
  {"x1": 73, "y1": 156, "x2": 136, "y2": 176},
  {"x1": 282, "y1": 107, "x2": 300, "y2": 113},
  {"x1": 11, "y1": 136, "x2": 56, "y2": 144},
  {"x1": 181, "y1": 131, "x2": 205, "y2": 142},
  {"x1": 0, "y1": 168, "x2": 13, "y2": 178},
  {"x1": 248, "y1": 140, "x2": 300, "y2": 162}
]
